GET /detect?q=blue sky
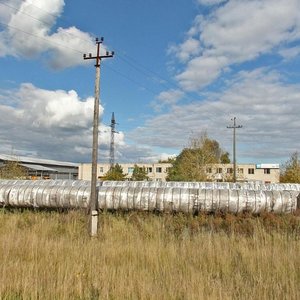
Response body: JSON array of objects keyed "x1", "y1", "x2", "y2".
[{"x1": 0, "y1": 0, "x2": 300, "y2": 165}]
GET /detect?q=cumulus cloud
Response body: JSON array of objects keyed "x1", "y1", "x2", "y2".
[
  {"x1": 0, "y1": 84, "x2": 116, "y2": 161},
  {"x1": 14, "y1": 83, "x2": 96, "y2": 129},
  {"x1": 0, "y1": 0, "x2": 95, "y2": 68},
  {"x1": 0, "y1": 84, "x2": 168, "y2": 163},
  {"x1": 130, "y1": 68, "x2": 300, "y2": 163},
  {"x1": 171, "y1": 0, "x2": 300, "y2": 91}
]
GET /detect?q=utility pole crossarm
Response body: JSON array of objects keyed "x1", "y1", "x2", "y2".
[
  {"x1": 227, "y1": 117, "x2": 243, "y2": 183},
  {"x1": 83, "y1": 37, "x2": 114, "y2": 66},
  {"x1": 83, "y1": 37, "x2": 114, "y2": 237}
]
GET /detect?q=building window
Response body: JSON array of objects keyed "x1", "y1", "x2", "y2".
[
  {"x1": 128, "y1": 167, "x2": 134, "y2": 174},
  {"x1": 206, "y1": 168, "x2": 212, "y2": 173},
  {"x1": 248, "y1": 168, "x2": 255, "y2": 174},
  {"x1": 147, "y1": 167, "x2": 152, "y2": 173},
  {"x1": 217, "y1": 168, "x2": 223, "y2": 174},
  {"x1": 238, "y1": 168, "x2": 244, "y2": 174},
  {"x1": 227, "y1": 168, "x2": 233, "y2": 174},
  {"x1": 264, "y1": 168, "x2": 271, "y2": 174},
  {"x1": 156, "y1": 167, "x2": 162, "y2": 173},
  {"x1": 99, "y1": 167, "x2": 104, "y2": 173}
]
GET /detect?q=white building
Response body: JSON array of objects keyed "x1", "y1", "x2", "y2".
[{"x1": 78, "y1": 162, "x2": 280, "y2": 183}]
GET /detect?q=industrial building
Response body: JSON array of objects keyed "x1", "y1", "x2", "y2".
[
  {"x1": 78, "y1": 162, "x2": 280, "y2": 183},
  {"x1": 0, "y1": 154, "x2": 78, "y2": 180},
  {"x1": 0, "y1": 153, "x2": 280, "y2": 183}
]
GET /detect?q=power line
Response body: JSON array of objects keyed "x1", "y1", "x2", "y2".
[
  {"x1": 0, "y1": 1, "x2": 222, "y2": 113},
  {"x1": 0, "y1": 1, "x2": 54, "y2": 28},
  {"x1": 0, "y1": 0, "x2": 95, "y2": 46},
  {"x1": 0, "y1": 21, "x2": 87, "y2": 54},
  {"x1": 0, "y1": 3, "x2": 235, "y2": 139}
]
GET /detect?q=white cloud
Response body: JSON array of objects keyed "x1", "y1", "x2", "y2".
[
  {"x1": 0, "y1": 83, "x2": 167, "y2": 163},
  {"x1": 130, "y1": 69, "x2": 300, "y2": 163},
  {"x1": 0, "y1": 83, "x2": 114, "y2": 161},
  {"x1": 168, "y1": 38, "x2": 201, "y2": 62},
  {"x1": 176, "y1": 55, "x2": 228, "y2": 91},
  {"x1": 171, "y1": 0, "x2": 300, "y2": 91},
  {"x1": 197, "y1": 0, "x2": 227, "y2": 6},
  {"x1": 279, "y1": 46, "x2": 300, "y2": 60},
  {"x1": 152, "y1": 89, "x2": 185, "y2": 111},
  {"x1": 14, "y1": 83, "x2": 96, "y2": 129},
  {"x1": 0, "y1": 0, "x2": 95, "y2": 68}
]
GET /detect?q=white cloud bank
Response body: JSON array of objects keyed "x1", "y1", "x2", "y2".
[
  {"x1": 0, "y1": 83, "x2": 120, "y2": 161},
  {"x1": 171, "y1": 0, "x2": 300, "y2": 91},
  {"x1": 0, "y1": 0, "x2": 95, "y2": 69},
  {"x1": 130, "y1": 69, "x2": 300, "y2": 163},
  {"x1": 0, "y1": 84, "x2": 170, "y2": 163}
]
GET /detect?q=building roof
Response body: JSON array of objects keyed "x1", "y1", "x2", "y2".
[
  {"x1": 20, "y1": 163, "x2": 59, "y2": 172},
  {"x1": 0, "y1": 154, "x2": 79, "y2": 167}
]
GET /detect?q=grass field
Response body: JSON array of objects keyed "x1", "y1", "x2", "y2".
[{"x1": 0, "y1": 209, "x2": 299, "y2": 299}]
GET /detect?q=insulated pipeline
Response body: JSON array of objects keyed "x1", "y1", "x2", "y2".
[{"x1": 0, "y1": 180, "x2": 299, "y2": 213}]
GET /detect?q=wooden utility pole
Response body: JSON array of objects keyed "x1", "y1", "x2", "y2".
[
  {"x1": 227, "y1": 117, "x2": 242, "y2": 183},
  {"x1": 83, "y1": 37, "x2": 114, "y2": 236}
]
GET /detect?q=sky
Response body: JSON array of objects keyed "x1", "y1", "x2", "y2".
[{"x1": 0, "y1": 0, "x2": 300, "y2": 165}]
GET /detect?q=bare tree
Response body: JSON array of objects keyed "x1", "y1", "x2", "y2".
[{"x1": 280, "y1": 152, "x2": 300, "y2": 183}]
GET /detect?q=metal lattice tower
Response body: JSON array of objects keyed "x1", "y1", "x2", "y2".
[{"x1": 109, "y1": 112, "x2": 117, "y2": 169}]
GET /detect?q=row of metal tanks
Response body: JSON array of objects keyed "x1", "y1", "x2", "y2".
[{"x1": 0, "y1": 180, "x2": 299, "y2": 214}]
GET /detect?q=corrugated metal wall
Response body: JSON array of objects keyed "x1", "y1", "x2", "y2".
[{"x1": 0, "y1": 180, "x2": 299, "y2": 214}]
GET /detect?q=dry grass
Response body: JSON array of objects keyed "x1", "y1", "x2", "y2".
[{"x1": 0, "y1": 209, "x2": 300, "y2": 299}]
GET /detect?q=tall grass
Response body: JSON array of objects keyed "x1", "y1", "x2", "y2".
[{"x1": 0, "y1": 209, "x2": 299, "y2": 299}]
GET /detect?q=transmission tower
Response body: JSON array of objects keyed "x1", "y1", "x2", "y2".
[
  {"x1": 227, "y1": 117, "x2": 243, "y2": 183},
  {"x1": 109, "y1": 112, "x2": 117, "y2": 169}
]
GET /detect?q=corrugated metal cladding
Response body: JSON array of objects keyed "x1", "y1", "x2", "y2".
[{"x1": 0, "y1": 180, "x2": 299, "y2": 214}]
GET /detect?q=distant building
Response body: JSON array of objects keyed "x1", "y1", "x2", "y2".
[
  {"x1": 0, "y1": 154, "x2": 78, "y2": 180},
  {"x1": 78, "y1": 162, "x2": 170, "y2": 182},
  {"x1": 206, "y1": 163, "x2": 280, "y2": 183},
  {"x1": 78, "y1": 162, "x2": 280, "y2": 183}
]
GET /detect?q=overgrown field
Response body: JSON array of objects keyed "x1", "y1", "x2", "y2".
[{"x1": 0, "y1": 209, "x2": 300, "y2": 299}]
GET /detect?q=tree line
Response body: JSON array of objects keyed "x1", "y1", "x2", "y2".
[{"x1": 97, "y1": 134, "x2": 300, "y2": 183}]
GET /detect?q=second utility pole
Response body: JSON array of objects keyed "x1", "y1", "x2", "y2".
[
  {"x1": 84, "y1": 37, "x2": 114, "y2": 237},
  {"x1": 227, "y1": 117, "x2": 242, "y2": 183}
]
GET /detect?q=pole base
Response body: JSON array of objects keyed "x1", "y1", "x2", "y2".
[{"x1": 90, "y1": 210, "x2": 98, "y2": 237}]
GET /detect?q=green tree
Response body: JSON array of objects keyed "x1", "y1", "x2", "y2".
[
  {"x1": 102, "y1": 164, "x2": 127, "y2": 181},
  {"x1": 220, "y1": 152, "x2": 231, "y2": 164},
  {"x1": 280, "y1": 152, "x2": 300, "y2": 183},
  {"x1": 0, "y1": 160, "x2": 27, "y2": 179},
  {"x1": 167, "y1": 133, "x2": 229, "y2": 181},
  {"x1": 131, "y1": 165, "x2": 149, "y2": 181}
]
